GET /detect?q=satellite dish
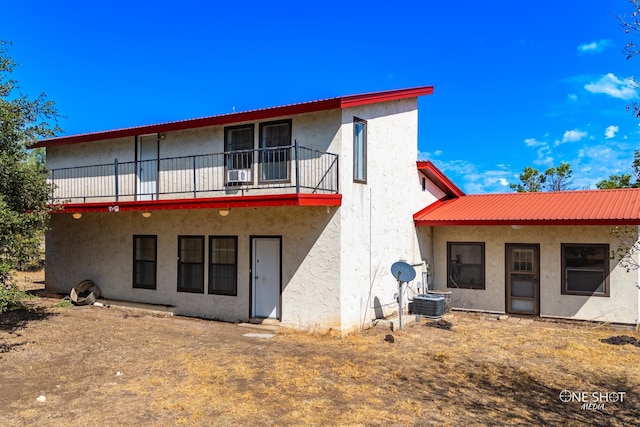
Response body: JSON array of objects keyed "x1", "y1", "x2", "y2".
[{"x1": 391, "y1": 261, "x2": 416, "y2": 283}]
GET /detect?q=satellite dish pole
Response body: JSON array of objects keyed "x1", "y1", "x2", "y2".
[{"x1": 391, "y1": 261, "x2": 417, "y2": 331}]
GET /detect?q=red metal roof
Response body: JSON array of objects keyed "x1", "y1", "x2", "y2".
[
  {"x1": 50, "y1": 193, "x2": 342, "y2": 214},
  {"x1": 414, "y1": 188, "x2": 640, "y2": 226},
  {"x1": 31, "y1": 86, "x2": 434, "y2": 148}
]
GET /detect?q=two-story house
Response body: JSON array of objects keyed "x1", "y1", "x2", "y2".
[{"x1": 34, "y1": 86, "x2": 439, "y2": 334}]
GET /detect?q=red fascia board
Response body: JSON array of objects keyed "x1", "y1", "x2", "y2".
[
  {"x1": 30, "y1": 86, "x2": 434, "y2": 148},
  {"x1": 49, "y1": 193, "x2": 342, "y2": 213},
  {"x1": 340, "y1": 86, "x2": 434, "y2": 108},
  {"x1": 414, "y1": 218, "x2": 640, "y2": 226},
  {"x1": 416, "y1": 161, "x2": 465, "y2": 197}
]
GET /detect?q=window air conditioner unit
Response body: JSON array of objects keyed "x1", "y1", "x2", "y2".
[{"x1": 227, "y1": 169, "x2": 251, "y2": 183}]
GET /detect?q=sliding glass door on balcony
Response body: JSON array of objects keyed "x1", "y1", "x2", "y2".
[{"x1": 137, "y1": 134, "x2": 159, "y2": 200}]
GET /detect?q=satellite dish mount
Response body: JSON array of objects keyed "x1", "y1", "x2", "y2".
[{"x1": 391, "y1": 261, "x2": 416, "y2": 330}]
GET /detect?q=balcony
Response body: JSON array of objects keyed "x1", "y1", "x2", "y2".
[{"x1": 48, "y1": 144, "x2": 339, "y2": 207}]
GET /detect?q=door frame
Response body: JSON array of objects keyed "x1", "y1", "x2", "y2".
[
  {"x1": 136, "y1": 133, "x2": 160, "y2": 200},
  {"x1": 249, "y1": 236, "x2": 282, "y2": 319},
  {"x1": 505, "y1": 243, "x2": 540, "y2": 315}
]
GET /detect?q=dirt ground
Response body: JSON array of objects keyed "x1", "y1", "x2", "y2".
[{"x1": 2, "y1": 270, "x2": 640, "y2": 426}]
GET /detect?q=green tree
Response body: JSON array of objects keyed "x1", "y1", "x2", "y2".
[
  {"x1": 0, "y1": 41, "x2": 61, "y2": 312},
  {"x1": 510, "y1": 162, "x2": 573, "y2": 192},
  {"x1": 595, "y1": 149, "x2": 640, "y2": 188}
]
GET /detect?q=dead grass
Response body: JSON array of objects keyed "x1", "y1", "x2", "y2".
[{"x1": 1, "y1": 286, "x2": 640, "y2": 426}]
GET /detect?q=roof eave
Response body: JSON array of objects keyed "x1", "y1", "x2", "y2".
[{"x1": 414, "y1": 219, "x2": 640, "y2": 226}]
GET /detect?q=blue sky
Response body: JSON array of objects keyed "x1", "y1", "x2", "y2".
[{"x1": 4, "y1": 0, "x2": 640, "y2": 193}]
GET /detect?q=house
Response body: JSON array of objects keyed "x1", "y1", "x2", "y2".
[
  {"x1": 34, "y1": 86, "x2": 439, "y2": 334},
  {"x1": 414, "y1": 169, "x2": 640, "y2": 327}
]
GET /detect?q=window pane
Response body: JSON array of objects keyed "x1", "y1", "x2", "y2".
[
  {"x1": 562, "y1": 244, "x2": 608, "y2": 295},
  {"x1": 448, "y1": 243, "x2": 484, "y2": 289},
  {"x1": 567, "y1": 269, "x2": 605, "y2": 293},
  {"x1": 260, "y1": 121, "x2": 291, "y2": 181},
  {"x1": 209, "y1": 237, "x2": 237, "y2": 295},
  {"x1": 354, "y1": 119, "x2": 366, "y2": 182},
  {"x1": 178, "y1": 237, "x2": 204, "y2": 293},
  {"x1": 261, "y1": 123, "x2": 290, "y2": 148},
  {"x1": 134, "y1": 236, "x2": 156, "y2": 289},
  {"x1": 226, "y1": 126, "x2": 254, "y2": 170}
]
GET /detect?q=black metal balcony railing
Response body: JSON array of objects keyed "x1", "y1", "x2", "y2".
[{"x1": 48, "y1": 143, "x2": 339, "y2": 204}]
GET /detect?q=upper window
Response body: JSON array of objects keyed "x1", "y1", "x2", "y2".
[
  {"x1": 561, "y1": 244, "x2": 609, "y2": 296},
  {"x1": 353, "y1": 117, "x2": 367, "y2": 183},
  {"x1": 177, "y1": 236, "x2": 205, "y2": 293},
  {"x1": 209, "y1": 236, "x2": 237, "y2": 296},
  {"x1": 447, "y1": 242, "x2": 485, "y2": 289},
  {"x1": 259, "y1": 120, "x2": 291, "y2": 182},
  {"x1": 224, "y1": 124, "x2": 254, "y2": 185},
  {"x1": 133, "y1": 235, "x2": 157, "y2": 289}
]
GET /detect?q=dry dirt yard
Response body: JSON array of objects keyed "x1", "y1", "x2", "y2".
[{"x1": 2, "y1": 271, "x2": 640, "y2": 426}]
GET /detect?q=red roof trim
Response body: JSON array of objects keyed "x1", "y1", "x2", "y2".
[
  {"x1": 414, "y1": 219, "x2": 640, "y2": 226},
  {"x1": 49, "y1": 193, "x2": 342, "y2": 214},
  {"x1": 416, "y1": 160, "x2": 465, "y2": 198},
  {"x1": 31, "y1": 86, "x2": 434, "y2": 148}
]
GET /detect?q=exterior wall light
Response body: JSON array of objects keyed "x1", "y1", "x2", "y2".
[
  {"x1": 142, "y1": 211, "x2": 152, "y2": 218},
  {"x1": 219, "y1": 209, "x2": 230, "y2": 217},
  {"x1": 72, "y1": 213, "x2": 82, "y2": 220}
]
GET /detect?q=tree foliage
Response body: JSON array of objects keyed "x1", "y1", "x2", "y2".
[
  {"x1": 509, "y1": 162, "x2": 573, "y2": 192},
  {"x1": 595, "y1": 149, "x2": 640, "y2": 188},
  {"x1": 0, "y1": 41, "x2": 61, "y2": 311},
  {"x1": 620, "y1": 0, "x2": 640, "y2": 117}
]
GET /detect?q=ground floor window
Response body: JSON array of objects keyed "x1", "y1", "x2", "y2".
[
  {"x1": 447, "y1": 242, "x2": 485, "y2": 289},
  {"x1": 133, "y1": 235, "x2": 157, "y2": 289},
  {"x1": 209, "y1": 236, "x2": 237, "y2": 296},
  {"x1": 561, "y1": 243, "x2": 609, "y2": 296},
  {"x1": 177, "y1": 236, "x2": 205, "y2": 293}
]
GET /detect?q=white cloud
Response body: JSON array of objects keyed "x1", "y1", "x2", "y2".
[
  {"x1": 605, "y1": 125, "x2": 619, "y2": 139},
  {"x1": 561, "y1": 129, "x2": 588, "y2": 143},
  {"x1": 584, "y1": 73, "x2": 638, "y2": 100},
  {"x1": 524, "y1": 137, "x2": 545, "y2": 147},
  {"x1": 577, "y1": 39, "x2": 612, "y2": 54},
  {"x1": 567, "y1": 93, "x2": 578, "y2": 102}
]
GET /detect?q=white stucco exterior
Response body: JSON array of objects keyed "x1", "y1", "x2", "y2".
[
  {"x1": 45, "y1": 95, "x2": 437, "y2": 334},
  {"x1": 427, "y1": 225, "x2": 640, "y2": 326}
]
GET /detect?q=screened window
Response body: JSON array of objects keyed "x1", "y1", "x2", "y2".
[
  {"x1": 353, "y1": 117, "x2": 367, "y2": 183},
  {"x1": 209, "y1": 236, "x2": 237, "y2": 296},
  {"x1": 133, "y1": 235, "x2": 157, "y2": 289},
  {"x1": 447, "y1": 242, "x2": 485, "y2": 289},
  {"x1": 177, "y1": 236, "x2": 204, "y2": 293},
  {"x1": 259, "y1": 120, "x2": 291, "y2": 181},
  {"x1": 224, "y1": 124, "x2": 254, "y2": 172},
  {"x1": 561, "y1": 244, "x2": 609, "y2": 296}
]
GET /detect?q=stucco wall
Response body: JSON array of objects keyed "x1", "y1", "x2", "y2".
[
  {"x1": 337, "y1": 98, "x2": 439, "y2": 331},
  {"x1": 429, "y1": 225, "x2": 640, "y2": 325},
  {"x1": 46, "y1": 206, "x2": 342, "y2": 329}
]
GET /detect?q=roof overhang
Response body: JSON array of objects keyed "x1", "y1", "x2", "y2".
[
  {"x1": 414, "y1": 218, "x2": 640, "y2": 226},
  {"x1": 31, "y1": 86, "x2": 434, "y2": 148},
  {"x1": 49, "y1": 193, "x2": 342, "y2": 214},
  {"x1": 416, "y1": 160, "x2": 465, "y2": 198}
]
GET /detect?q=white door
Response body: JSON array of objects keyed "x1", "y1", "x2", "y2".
[
  {"x1": 252, "y1": 237, "x2": 281, "y2": 319},
  {"x1": 137, "y1": 134, "x2": 158, "y2": 200}
]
